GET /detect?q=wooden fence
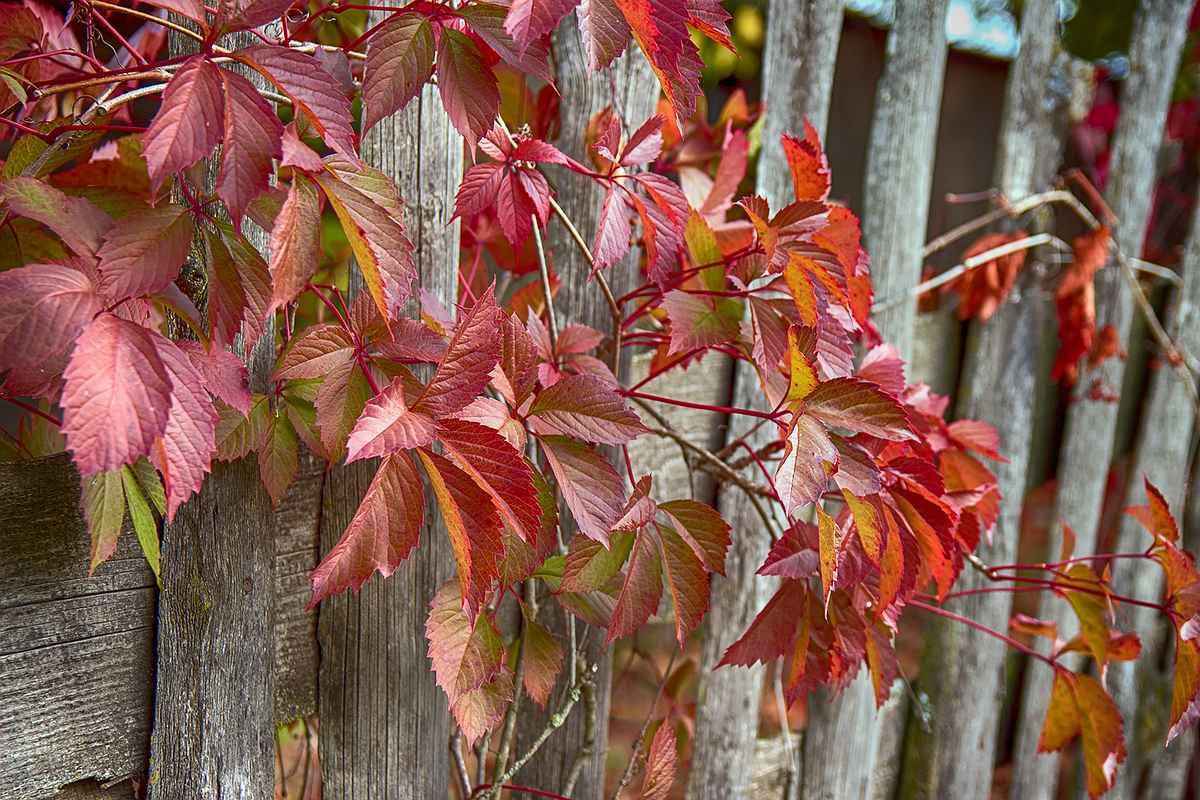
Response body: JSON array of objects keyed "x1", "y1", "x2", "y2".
[{"x1": 3, "y1": 1, "x2": 1200, "y2": 799}]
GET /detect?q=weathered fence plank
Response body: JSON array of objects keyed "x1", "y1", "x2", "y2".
[
  {"x1": 801, "y1": 3, "x2": 950, "y2": 798},
  {"x1": 898, "y1": 2, "x2": 1071, "y2": 796},
  {"x1": 509, "y1": 17, "x2": 657, "y2": 797},
  {"x1": 316, "y1": 74, "x2": 462, "y2": 797},
  {"x1": 1105, "y1": 194, "x2": 1200, "y2": 797},
  {"x1": 1009, "y1": 3, "x2": 1194, "y2": 797},
  {"x1": 146, "y1": 29, "x2": 278, "y2": 800},
  {"x1": 686, "y1": 2, "x2": 843, "y2": 798},
  {"x1": 0, "y1": 456, "x2": 155, "y2": 800}
]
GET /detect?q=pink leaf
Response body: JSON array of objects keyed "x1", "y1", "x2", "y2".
[
  {"x1": 0, "y1": 263, "x2": 102, "y2": 394},
  {"x1": 528, "y1": 373, "x2": 647, "y2": 444},
  {"x1": 217, "y1": 67, "x2": 283, "y2": 227},
  {"x1": 362, "y1": 12, "x2": 435, "y2": 132},
  {"x1": 414, "y1": 287, "x2": 502, "y2": 416},
  {"x1": 268, "y1": 172, "x2": 322, "y2": 311},
  {"x1": 178, "y1": 341, "x2": 251, "y2": 415},
  {"x1": 775, "y1": 414, "x2": 837, "y2": 516},
  {"x1": 0, "y1": 177, "x2": 111, "y2": 257},
  {"x1": 96, "y1": 203, "x2": 192, "y2": 300},
  {"x1": 640, "y1": 722, "x2": 679, "y2": 800},
  {"x1": 504, "y1": 0, "x2": 576, "y2": 49},
  {"x1": 316, "y1": 157, "x2": 417, "y2": 321},
  {"x1": 577, "y1": 0, "x2": 631, "y2": 69},
  {"x1": 61, "y1": 313, "x2": 172, "y2": 475},
  {"x1": 143, "y1": 56, "x2": 225, "y2": 192},
  {"x1": 235, "y1": 44, "x2": 357, "y2": 156},
  {"x1": 539, "y1": 435, "x2": 625, "y2": 543},
  {"x1": 592, "y1": 185, "x2": 632, "y2": 271},
  {"x1": 345, "y1": 376, "x2": 437, "y2": 462},
  {"x1": 149, "y1": 337, "x2": 218, "y2": 519},
  {"x1": 607, "y1": 529, "x2": 662, "y2": 642}
]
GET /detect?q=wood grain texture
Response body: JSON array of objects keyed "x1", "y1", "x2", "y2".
[
  {"x1": 503, "y1": 18, "x2": 657, "y2": 798},
  {"x1": 897, "y1": 2, "x2": 1070, "y2": 796},
  {"x1": 1009, "y1": 4, "x2": 1194, "y2": 798},
  {"x1": 316, "y1": 82, "x2": 461, "y2": 800},
  {"x1": 685, "y1": 3, "x2": 843, "y2": 798},
  {"x1": 861, "y1": 0, "x2": 949, "y2": 363},
  {"x1": 796, "y1": 4, "x2": 950, "y2": 798},
  {"x1": 273, "y1": 452, "x2": 324, "y2": 722},
  {"x1": 0, "y1": 456, "x2": 155, "y2": 800},
  {"x1": 1104, "y1": 194, "x2": 1200, "y2": 798},
  {"x1": 146, "y1": 28, "x2": 279, "y2": 799}
]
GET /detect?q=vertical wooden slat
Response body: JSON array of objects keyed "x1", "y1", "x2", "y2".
[
  {"x1": 508, "y1": 19, "x2": 656, "y2": 796},
  {"x1": 860, "y1": 0, "x2": 949, "y2": 362},
  {"x1": 316, "y1": 78, "x2": 462, "y2": 797},
  {"x1": 1105, "y1": 196, "x2": 1200, "y2": 797},
  {"x1": 897, "y1": 2, "x2": 1071, "y2": 796},
  {"x1": 797, "y1": 4, "x2": 949, "y2": 799},
  {"x1": 1009, "y1": 2, "x2": 1194, "y2": 798},
  {"x1": 146, "y1": 29, "x2": 277, "y2": 800},
  {"x1": 685, "y1": 2, "x2": 843, "y2": 798}
]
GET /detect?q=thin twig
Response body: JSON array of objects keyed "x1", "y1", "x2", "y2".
[
  {"x1": 531, "y1": 214, "x2": 560, "y2": 347},
  {"x1": 486, "y1": 661, "x2": 598, "y2": 794},
  {"x1": 450, "y1": 730, "x2": 472, "y2": 800},
  {"x1": 491, "y1": 582, "x2": 538, "y2": 797},
  {"x1": 609, "y1": 650, "x2": 679, "y2": 799}
]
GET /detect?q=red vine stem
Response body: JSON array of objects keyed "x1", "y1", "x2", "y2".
[
  {"x1": 621, "y1": 389, "x2": 782, "y2": 421},
  {"x1": 3, "y1": 398, "x2": 61, "y2": 428},
  {"x1": 910, "y1": 600, "x2": 1058, "y2": 668}
]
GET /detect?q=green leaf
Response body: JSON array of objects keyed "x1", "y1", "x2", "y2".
[
  {"x1": 130, "y1": 457, "x2": 166, "y2": 516},
  {"x1": 121, "y1": 465, "x2": 161, "y2": 586}
]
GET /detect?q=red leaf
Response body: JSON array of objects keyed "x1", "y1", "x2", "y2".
[
  {"x1": 639, "y1": 722, "x2": 678, "y2": 800},
  {"x1": 802, "y1": 378, "x2": 914, "y2": 440},
  {"x1": 864, "y1": 620, "x2": 899, "y2": 707},
  {"x1": 718, "y1": 580, "x2": 807, "y2": 667},
  {"x1": 268, "y1": 173, "x2": 322, "y2": 311},
  {"x1": 1125, "y1": 476, "x2": 1179, "y2": 543},
  {"x1": 607, "y1": 528, "x2": 663, "y2": 642},
  {"x1": 577, "y1": 0, "x2": 631, "y2": 70},
  {"x1": 96, "y1": 203, "x2": 192, "y2": 300},
  {"x1": 309, "y1": 452, "x2": 424, "y2": 605},
  {"x1": 528, "y1": 374, "x2": 647, "y2": 444},
  {"x1": 414, "y1": 287, "x2": 502, "y2": 417},
  {"x1": 272, "y1": 323, "x2": 355, "y2": 381},
  {"x1": 179, "y1": 341, "x2": 250, "y2": 415},
  {"x1": 658, "y1": 499, "x2": 730, "y2": 575},
  {"x1": 61, "y1": 313, "x2": 172, "y2": 475},
  {"x1": 0, "y1": 177, "x2": 111, "y2": 258},
  {"x1": 436, "y1": 28, "x2": 500, "y2": 147},
  {"x1": 656, "y1": 520, "x2": 709, "y2": 646},
  {"x1": 217, "y1": 67, "x2": 283, "y2": 227},
  {"x1": 148, "y1": 337, "x2": 218, "y2": 519},
  {"x1": 1052, "y1": 226, "x2": 1111, "y2": 385},
  {"x1": 504, "y1": 0, "x2": 576, "y2": 49},
  {"x1": 0, "y1": 263, "x2": 102, "y2": 394},
  {"x1": 418, "y1": 450, "x2": 505, "y2": 616},
  {"x1": 614, "y1": 0, "x2": 702, "y2": 123},
  {"x1": 435, "y1": 419, "x2": 542, "y2": 541},
  {"x1": 362, "y1": 13, "x2": 435, "y2": 133},
  {"x1": 520, "y1": 613, "x2": 564, "y2": 708},
  {"x1": 660, "y1": 290, "x2": 741, "y2": 355},
  {"x1": 235, "y1": 45, "x2": 357, "y2": 156},
  {"x1": 315, "y1": 358, "x2": 372, "y2": 461},
  {"x1": 280, "y1": 122, "x2": 325, "y2": 171},
  {"x1": 780, "y1": 122, "x2": 830, "y2": 203},
  {"x1": 539, "y1": 435, "x2": 626, "y2": 543},
  {"x1": 346, "y1": 376, "x2": 437, "y2": 462},
  {"x1": 943, "y1": 230, "x2": 1028, "y2": 321},
  {"x1": 561, "y1": 531, "x2": 634, "y2": 593},
  {"x1": 775, "y1": 414, "x2": 837, "y2": 516},
  {"x1": 591, "y1": 185, "x2": 632, "y2": 271},
  {"x1": 143, "y1": 56, "x2": 225, "y2": 192}
]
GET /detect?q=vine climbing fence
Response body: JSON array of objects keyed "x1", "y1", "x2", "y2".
[{"x1": 2, "y1": 1, "x2": 1200, "y2": 799}]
